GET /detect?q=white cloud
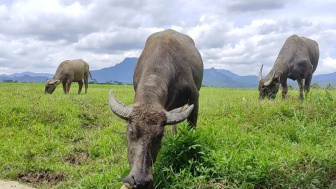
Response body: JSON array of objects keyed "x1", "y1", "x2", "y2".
[
  {"x1": 315, "y1": 57, "x2": 336, "y2": 75},
  {"x1": 0, "y1": 0, "x2": 335, "y2": 77}
]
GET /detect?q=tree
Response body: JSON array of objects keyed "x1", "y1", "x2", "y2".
[
  {"x1": 325, "y1": 83, "x2": 335, "y2": 90},
  {"x1": 311, "y1": 82, "x2": 320, "y2": 89},
  {"x1": 288, "y1": 84, "x2": 295, "y2": 90},
  {"x1": 3, "y1": 79, "x2": 14, "y2": 83}
]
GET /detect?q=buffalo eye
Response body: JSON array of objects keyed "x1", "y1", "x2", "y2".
[{"x1": 128, "y1": 128, "x2": 137, "y2": 139}]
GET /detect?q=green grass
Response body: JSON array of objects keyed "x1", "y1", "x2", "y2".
[{"x1": 0, "y1": 83, "x2": 335, "y2": 188}]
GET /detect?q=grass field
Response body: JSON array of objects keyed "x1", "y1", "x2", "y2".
[{"x1": 0, "y1": 83, "x2": 335, "y2": 188}]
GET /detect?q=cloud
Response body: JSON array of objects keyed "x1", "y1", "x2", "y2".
[
  {"x1": 74, "y1": 27, "x2": 162, "y2": 53},
  {"x1": 0, "y1": 1, "x2": 95, "y2": 41},
  {"x1": 225, "y1": 0, "x2": 287, "y2": 13},
  {"x1": 0, "y1": 0, "x2": 335, "y2": 77}
]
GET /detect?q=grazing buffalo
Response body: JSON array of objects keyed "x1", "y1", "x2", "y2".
[
  {"x1": 45, "y1": 59, "x2": 92, "y2": 94},
  {"x1": 258, "y1": 35, "x2": 319, "y2": 100},
  {"x1": 109, "y1": 29, "x2": 203, "y2": 188}
]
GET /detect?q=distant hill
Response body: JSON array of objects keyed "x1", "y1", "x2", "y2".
[
  {"x1": 90, "y1": 57, "x2": 137, "y2": 84},
  {"x1": 1, "y1": 57, "x2": 335, "y2": 88},
  {"x1": 311, "y1": 72, "x2": 336, "y2": 87},
  {"x1": 0, "y1": 74, "x2": 51, "y2": 83},
  {"x1": 203, "y1": 68, "x2": 258, "y2": 88},
  {"x1": 9, "y1": 71, "x2": 54, "y2": 78}
]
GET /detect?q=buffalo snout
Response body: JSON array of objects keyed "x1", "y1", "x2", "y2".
[{"x1": 123, "y1": 174, "x2": 153, "y2": 189}]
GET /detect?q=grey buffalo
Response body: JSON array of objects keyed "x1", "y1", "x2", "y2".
[
  {"x1": 109, "y1": 29, "x2": 203, "y2": 188},
  {"x1": 258, "y1": 35, "x2": 319, "y2": 100},
  {"x1": 45, "y1": 59, "x2": 92, "y2": 94}
]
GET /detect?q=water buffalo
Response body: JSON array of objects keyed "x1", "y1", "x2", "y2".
[
  {"x1": 109, "y1": 29, "x2": 203, "y2": 188},
  {"x1": 45, "y1": 59, "x2": 92, "y2": 94},
  {"x1": 258, "y1": 35, "x2": 319, "y2": 100}
]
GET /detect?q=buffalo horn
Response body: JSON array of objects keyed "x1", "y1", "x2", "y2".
[
  {"x1": 109, "y1": 89, "x2": 133, "y2": 120},
  {"x1": 259, "y1": 65, "x2": 263, "y2": 81},
  {"x1": 263, "y1": 72, "x2": 276, "y2": 86},
  {"x1": 165, "y1": 104, "x2": 194, "y2": 125}
]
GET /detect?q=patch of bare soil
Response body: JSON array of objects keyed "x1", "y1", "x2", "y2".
[
  {"x1": 65, "y1": 151, "x2": 89, "y2": 165},
  {"x1": 0, "y1": 180, "x2": 35, "y2": 189},
  {"x1": 18, "y1": 171, "x2": 65, "y2": 185}
]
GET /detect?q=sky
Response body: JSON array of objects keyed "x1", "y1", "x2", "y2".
[{"x1": 0, "y1": 0, "x2": 336, "y2": 76}]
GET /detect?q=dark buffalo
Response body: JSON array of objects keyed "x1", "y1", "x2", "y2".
[
  {"x1": 109, "y1": 29, "x2": 203, "y2": 188},
  {"x1": 45, "y1": 59, "x2": 92, "y2": 94},
  {"x1": 259, "y1": 35, "x2": 319, "y2": 100}
]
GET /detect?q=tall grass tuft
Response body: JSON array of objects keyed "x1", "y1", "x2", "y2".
[{"x1": 154, "y1": 124, "x2": 220, "y2": 188}]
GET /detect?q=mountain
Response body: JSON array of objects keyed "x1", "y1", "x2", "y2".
[
  {"x1": 0, "y1": 74, "x2": 50, "y2": 83},
  {"x1": 8, "y1": 72, "x2": 53, "y2": 78},
  {"x1": 91, "y1": 58, "x2": 259, "y2": 88},
  {"x1": 202, "y1": 68, "x2": 258, "y2": 88},
  {"x1": 311, "y1": 72, "x2": 336, "y2": 87},
  {"x1": 90, "y1": 57, "x2": 137, "y2": 84},
  {"x1": 285, "y1": 72, "x2": 336, "y2": 88},
  {"x1": 1, "y1": 57, "x2": 335, "y2": 88}
]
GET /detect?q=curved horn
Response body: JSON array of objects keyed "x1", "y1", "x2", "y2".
[
  {"x1": 263, "y1": 72, "x2": 276, "y2": 86},
  {"x1": 109, "y1": 89, "x2": 133, "y2": 120},
  {"x1": 259, "y1": 65, "x2": 263, "y2": 81},
  {"x1": 165, "y1": 104, "x2": 194, "y2": 125}
]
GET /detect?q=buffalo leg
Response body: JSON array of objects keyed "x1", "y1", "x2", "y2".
[
  {"x1": 187, "y1": 91, "x2": 199, "y2": 128},
  {"x1": 66, "y1": 80, "x2": 72, "y2": 94},
  {"x1": 281, "y1": 81, "x2": 288, "y2": 99},
  {"x1": 297, "y1": 79, "x2": 304, "y2": 100},
  {"x1": 62, "y1": 81, "x2": 67, "y2": 94},
  {"x1": 84, "y1": 75, "x2": 89, "y2": 94},
  {"x1": 78, "y1": 81, "x2": 83, "y2": 94},
  {"x1": 304, "y1": 74, "x2": 312, "y2": 99}
]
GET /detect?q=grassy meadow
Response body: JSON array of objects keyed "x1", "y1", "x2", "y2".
[{"x1": 0, "y1": 83, "x2": 336, "y2": 188}]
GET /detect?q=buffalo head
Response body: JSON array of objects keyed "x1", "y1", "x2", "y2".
[
  {"x1": 258, "y1": 65, "x2": 280, "y2": 99},
  {"x1": 45, "y1": 79, "x2": 60, "y2": 94},
  {"x1": 109, "y1": 90, "x2": 193, "y2": 189}
]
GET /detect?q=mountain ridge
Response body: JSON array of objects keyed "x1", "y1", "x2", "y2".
[{"x1": 1, "y1": 57, "x2": 335, "y2": 88}]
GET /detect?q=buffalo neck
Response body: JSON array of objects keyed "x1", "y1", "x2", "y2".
[
  {"x1": 52, "y1": 69, "x2": 65, "y2": 81},
  {"x1": 265, "y1": 59, "x2": 288, "y2": 81},
  {"x1": 134, "y1": 74, "x2": 168, "y2": 107}
]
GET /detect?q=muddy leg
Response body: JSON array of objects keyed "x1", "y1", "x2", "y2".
[
  {"x1": 297, "y1": 79, "x2": 304, "y2": 100},
  {"x1": 78, "y1": 81, "x2": 83, "y2": 94}
]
